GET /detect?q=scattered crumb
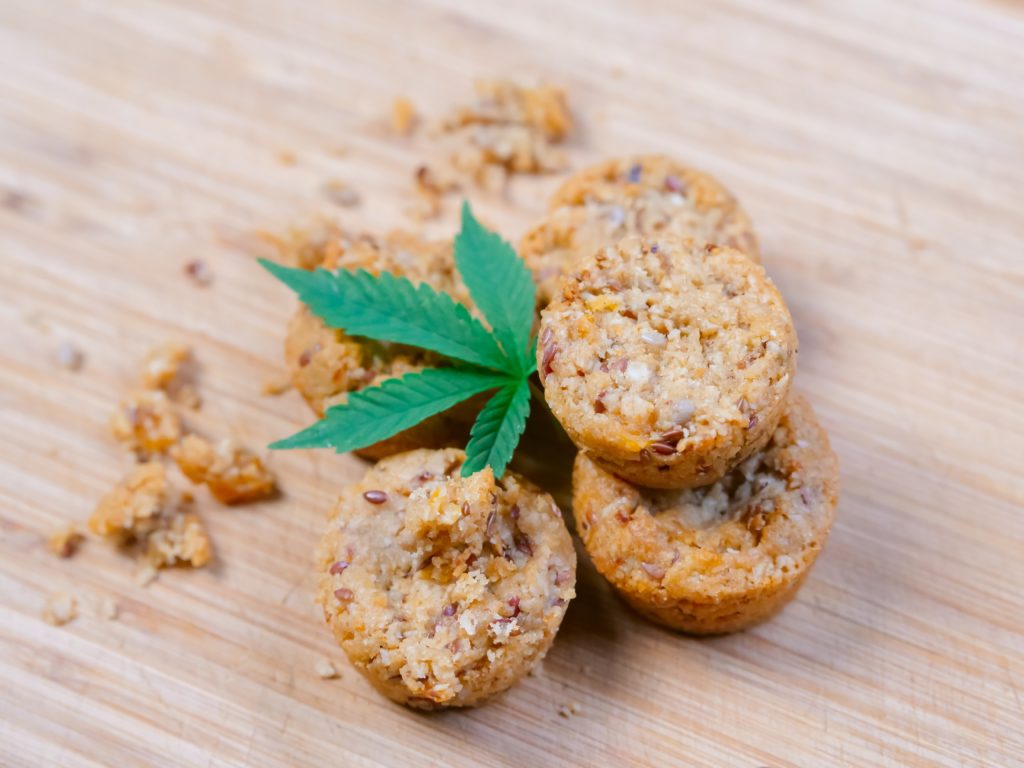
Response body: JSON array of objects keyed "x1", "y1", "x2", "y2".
[
  {"x1": 174, "y1": 384, "x2": 202, "y2": 410},
  {"x1": 391, "y1": 97, "x2": 418, "y2": 136},
  {"x1": 97, "y1": 595, "x2": 119, "y2": 620},
  {"x1": 110, "y1": 390, "x2": 182, "y2": 457},
  {"x1": 184, "y1": 259, "x2": 213, "y2": 286},
  {"x1": 141, "y1": 342, "x2": 191, "y2": 390},
  {"x1": 89, "y1": 462, "x2": 212, "y2": 571},
  {"x1": 408, "y1": 79, "x2": 573, "y2": 218},
  {"x1": 557, "y1": 701, "x2": 582, "y2": 719},
  {"x1": 172, "y1": 434, "x2": 276, "y2": 505},
  {"x1": 42, "y1": 593, "x2": 78, "y2": 626},
  {"x1": 321, "y1": 180, "x2": 361, "y2": 208},
  {"x1": 135, "y1": 561, "x2": 158, "y2": 588},
  {"x1": 261, "y1": 369, "x2": 293, "y2": 396},
  {"x1": 48, "y1": 523, "x2": 84, "y2": 559},
  {"x1": 258, "y1": 216, "x2": 346, "y2": 270},
  {"x1": 275, "y1": 149, "x2": 297, "y2": 165},
  {"x1": 314, "y1": 657, "x2": 340, "y2": 679},
  {"x1": 55, "y1": 341, "x2": 84, "y2": 371}
]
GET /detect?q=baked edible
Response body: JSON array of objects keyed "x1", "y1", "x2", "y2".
[
  {"x1": 521, "y1": 155, "x2": 760, "y2": 307},
  {"x1": 538, "y1": 235, "x2": 796, "y2": 489},
  {"x1": 283, "y1": 229, "x2": 479, "y2": 459},
  {"x1": 316, "y1": 448, "x2": 576, "y2": 709},
  {"x1": 572, "y1": 393, "x2": 837, "y2": 634}
]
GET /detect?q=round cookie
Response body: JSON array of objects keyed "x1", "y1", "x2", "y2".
[
  {"x1": 284, "y1": 230, "x2": 478, "y2": 460},
  {"x1": 573, "y1": 393, "x2": 838, "y2": 635},
  {"x1": 521, "y1": 155, "x2": 760, "y2": 307},
  {"x1": 538, "y1": 235, "x2": 796, "y2": 489},
  {"x1": 317, "y1": 449, "x2": 577, "y2": 709}
]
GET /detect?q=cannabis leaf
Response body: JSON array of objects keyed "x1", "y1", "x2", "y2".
[
  {"x1": 461, "y1": 377, "x2": 531, "y2": 477},
  {"x1": 454, "y1": 203, "x2": 537, "y2": 375},
  {"x1": 258, "y1": 261, "x2": 509, "y2": 371},
  {"x1": 262, "y1": 202, "x2": 537, "y2": 478},
  {"x1": 269, "y1": 367, "x2": 509, "y2": 453}
]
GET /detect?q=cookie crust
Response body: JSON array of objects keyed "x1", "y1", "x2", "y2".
[
  {"x1": 316, "y1": 449, "x2": 576, "y2": 709},
  {"x1": 539, "y1": 235, "x2": 796, "y2": 489},
  {"x1": 572, "y1": 394, "x2": 837, "y2": 634}
]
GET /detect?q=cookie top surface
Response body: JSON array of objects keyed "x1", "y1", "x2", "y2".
[
  {"x1": 521, "y1": 155, "x2": 759, "y2": 305},
  {"x1": 539, "y1": 235, "x2": 796, "y2": 467},
  {"x1": 573, "y1": 393, "x2": 838, "y2": 599},
  {"x1": 318, "y1": 449, "x2": 576, "y2": 708}
]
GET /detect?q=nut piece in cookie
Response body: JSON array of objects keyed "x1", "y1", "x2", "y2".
[
  {"x1": 573, "y1": 394, "x2": 838, "y2": 634},
  {"x1": 172, "y1": 434, "x2": 276, "y2": 505},
  {"x1": 89, "y1": 462, "x2": 212, "y2": 569},
  {"x1": 317, "y1": 448, "x2": 576, "y2": 709},
  {"x1": 283, "y1": 229, "x2": 481, "y2": 460},
  {"x1": 539, "y1": 235, "x2": 796, "y2": 489},
  {"x1": 521, "y1": 155, "x2": 760, "y2": 307}
]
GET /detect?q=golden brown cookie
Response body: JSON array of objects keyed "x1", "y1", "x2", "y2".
[
  {"x1": 572, "y1": 393, "x2": 837, "y2": 634},
  {"x1": 317, "y1": 449, "x2": 576, "y2": 709},
  {"x1": 539, "y1": 235, "x2": 796, "y2": 489},
  {"x1": 521, "y1": 155, "x2": 760, "y2": 307},
  {"x1": 282, "y1": 229, "x2": 480, "y2": 460}
]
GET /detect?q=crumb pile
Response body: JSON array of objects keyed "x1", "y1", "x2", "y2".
[
  {"x1": 49, "y1": 342, "x2": 277, "y2": 598},
  {"x1": 407, "y1": 80, "x2": 573, "y2": 219}
]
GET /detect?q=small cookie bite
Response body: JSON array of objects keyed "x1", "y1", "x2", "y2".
[
  {"x1": 539, "y1": 235, "x2": 796, "y2": 489},
  {"x1": 283, "y1": 230, "x2": 478, "y2": 460},
  {"x1": 573, "y1": 394, "x2": 838, "y2": 635},
  {"x1": 521, "y1": 155, "x2": 760, "y2": 307},
  {"x1": 316, "y1": 449, "x2": 576, "y2": 709}
]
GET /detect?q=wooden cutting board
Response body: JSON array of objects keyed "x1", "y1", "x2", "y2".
[{"x1": 1, "y1": 1, "x2": 1021, "y2": 766}]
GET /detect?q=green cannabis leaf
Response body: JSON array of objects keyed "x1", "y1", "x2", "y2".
[
  {"x1": 258, "y1": 261, "x2": 509, "y2": 371},
  {"x1": 454, "y1": 202, "x2": 537, "y2": 375},
  {"x1": 262, "y1": 202, "x2": 538, "y2": 479},
  {"x1": 461, "y1": 377, "x2": 531, "y2": 477},
  {"x1": 269, "y1": 367, "x2": 509, "y2": 453}
]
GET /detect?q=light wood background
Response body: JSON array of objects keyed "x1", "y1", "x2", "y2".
[{"x1": 1, "y1": 1, "x2": 1022, "y2": 766}]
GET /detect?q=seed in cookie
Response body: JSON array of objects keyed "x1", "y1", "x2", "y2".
[
  {"x1": 520, "y1": 155, "x2": 760, "y2": 307},
  {"x1": 572, "y1": 393, "x2": 838, "y2": 634},
  {"x1": 538, "y1": 235, "x2": 796, "y2": 489},
  {"x1": 316, "y1": 448, "x2": 576, "y2": 709}
]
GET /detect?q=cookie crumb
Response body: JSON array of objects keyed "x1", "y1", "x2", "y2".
[
  {"x1": 321, "y1": 180, "x2": 361, "y2": 208},
  {"x1": 174, "y1": 383, "x2": 202, "y2": 410},
  {"x1": 141, "y1": 342, "x2": 191, "y2": 390},
  {"x1": 55, "y1": 341, "x2": 84, "y2": 371},
  {"x1": 391, "y1": 97, "x2": 418, "y2": 136},
  {"x1": 98, "y1": 595, "x2": 119, "y2": 620},
  {"x1": 557, "y1": 701, "x2": 582, "y2": 718},
  {"x1": 261, "y1": 370, "x2": 293, "y2": 396},
  {"x1": 314, "y1": 657, "x2": 340, "y2": 679},
  {"x1": 184, "y1": 259, "x2": 213, "y2": 286},
  {"x1": 259, "y1": 216, "x2": 346, "y2": 270},
  {"x1": 172, "y1": 434, "x2": 276, "y2": 505},
  {"x1": 90, "y1": 463, "x2": 213, "y2": 573},
  {"x1": 42, "y1": 593, "x2": 78, "y2": 626},
  {"x1": 135, "y1": 562, "x2": 158, "y2": 588},
  {"x1": 110, "y1": 390, "x2": 182, "y2": 457},
  {"x1": 48, "y1": 523, "x2": 83, "y2": 559},
  {"x1": 275, "y1": 149, "x2": 297, "y2": 165}
]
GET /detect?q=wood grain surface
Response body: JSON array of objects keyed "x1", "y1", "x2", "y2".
[{"x1": 1, "y1": 1, "x2": 1022, "y2": 766}]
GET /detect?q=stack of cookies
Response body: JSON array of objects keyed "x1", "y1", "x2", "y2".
[
  {"x1": 530, "y1": 156, "x2": 839, "y2": 634},
  {"x1": 275, "y1": 154, "x2": 838, "y2": 709}
]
